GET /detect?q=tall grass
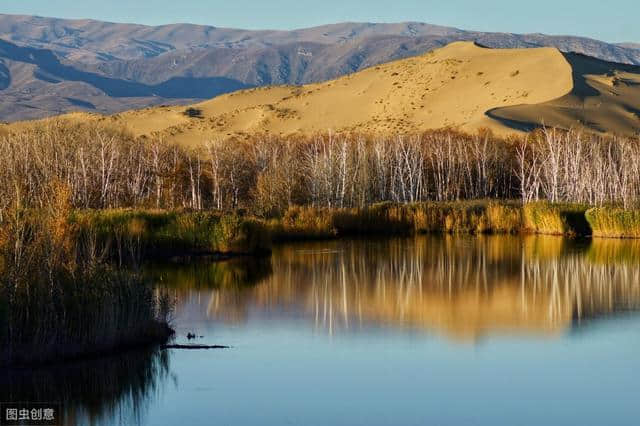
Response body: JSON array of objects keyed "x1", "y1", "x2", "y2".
[
  {"x1": 410, "y1": 201, "x2": 522, "y2": 234},
  {"x1": 73, "y1": 209, "x2": 272, "y2": 263},
  {"x1": 268, "y1": 206, "x2": 337, "y2": 241},
  {"x1": 586, "y1": 207, "x2": 640, "y2": 239},
  {"x1": 523, "y1": 202, "x2": 591, "y2": 236},
  {"x1": 0, "y1": 185, "x2": 173, "y2": 367},
  {"x1": 333, "y1": 203, "x2": 415, "y2": 236},
  {"x1": 269, "y1": 201, "x2": 523, "y2": 240},
  {"x1": 271, "y1": 201, "x2": 640, "y2": 240}
]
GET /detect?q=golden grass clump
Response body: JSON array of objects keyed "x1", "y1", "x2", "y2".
[
  {"x1": 523, "y1": 202, "x2": 590, "y2": 236},
  {"x1": 585, "y1": 207, "x2": 640, "y2": 239},
  {"x1": 411, "y1": 201, "x2": 522, "y2": 235},
  {"x1": 486, "y1": 202, "x2": 523, "y2": 234},
  {"x1": 73, "y1": 209, "x2": 273, "y2": 260},
  {"x1": 333, "y1": 203, "x2": 414, "y2": 235},
  {"x1": 269, "y1": 206, "x2": 337, "y2": 241},
  {"x1": 269, "y1": 201, "x2": 524, "y2": 240}
]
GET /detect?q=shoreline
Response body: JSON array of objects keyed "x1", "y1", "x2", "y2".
[
  {"x1": 266, "y1": 201, "x2": 640, "y2": 241},
  {"x1": 70, "y1": 202, "x2": 640, "y2": 262},
  {"x1": 3, "y1": 200, "x2": 640, "y2": 367}
]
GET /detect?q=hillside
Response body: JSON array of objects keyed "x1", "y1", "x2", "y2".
[
  {"x1": 102, "y1": 42, "x2": 572, "y2": 143},
  {"x1": 2, "y1": 14, "x2": 640, "y2": 122},
  {"x1": 617, "y1": 43, "x2": 640, "y2": 50},
  {"x1": 5, "y1": 42, "x2": 640, "y2": 140}
]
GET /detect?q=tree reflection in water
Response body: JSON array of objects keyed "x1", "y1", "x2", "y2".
[
  {"x1": 164, "y1": 236, "x2": 640, "y2": 340},
  {"x1": 5, "y1": 236, "x2": 639, "y2": 425},
  {"x1": 0, "y1": 348, "x2": 171, "y2": 426}
]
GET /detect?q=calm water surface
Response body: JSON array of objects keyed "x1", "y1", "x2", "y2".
[{"x1": 5, "y1": 235, "x2": 640, "y2": 425}]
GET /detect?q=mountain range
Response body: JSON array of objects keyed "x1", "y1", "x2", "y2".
[{"x1": 1, "y1": 14, "x2": 639, "y2": 122}]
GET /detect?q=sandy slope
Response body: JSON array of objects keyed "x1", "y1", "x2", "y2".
[
  {"x1": 489, "y1": 52, "x2": 640, "y2": 136},
  {"x1": 5, "y1": 41, "x2": 640, "y2": 142},
  {"x1": 103, "y1": 41, "x2": 573, "y2": 145}
]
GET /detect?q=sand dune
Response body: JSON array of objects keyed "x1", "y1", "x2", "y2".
[
  {"x1": 489, "y1": 52, "x2": 640, "y2": 135},
  {"x1": 5, "y1": 41, "x2": 640, "y2": 141},
  {"x1": 105, "y1": 41, "x2": 575, "y2": 144}
]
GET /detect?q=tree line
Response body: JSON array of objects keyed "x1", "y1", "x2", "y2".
[{"x1": 2, "y1": 121, "x2": 640, "y2": 214}]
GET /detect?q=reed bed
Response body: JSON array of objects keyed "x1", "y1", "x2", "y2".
[
  {"x1": 73, "y1": 209, "x2": 272, "y2": 263},
  {"x1": 0, "y1": 186, "x2": 173, "y2": 367},
  {"x1": 410, "y1": 201, "x2": 523, "y2": 234},
  {"x1": 269, "y1": 202, "x2": 640, "y2": 239},
  {"x1": 523, "y1": 202, "x2": 590, "y2": 236},
  {"x1": 269, "y1": 201, "x2": 523, "y2": 240},
  {"x1": 586, "y1": 207, "x2": 640, "y2": 239}
]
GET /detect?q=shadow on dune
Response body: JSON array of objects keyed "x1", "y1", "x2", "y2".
[
  {"x1": 486, "y1": 52, "x2": 640, "y2": 135},
  {"x1": 562, "y1": 52, "x2": 640, "y2": 95},
  {"x1": 0, "y1": 38, "x2": 250, "y2": 99},
  {"x1": 484, "y1": 107, "x2": 543, "y2": 132}
]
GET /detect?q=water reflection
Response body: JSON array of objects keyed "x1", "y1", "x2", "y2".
[
  {"x1": 0, "y1": 348, "x2": 171, "y2": 426},
  {"x1": 148, "y1": 258, "x2": 272, "y2": 325},
  {"x1": 4, "y1": 236, "x2": 640, "y2": 426},
  {"x1": 164, "y1": 236, "x2": 640, "y2": 340},
  {"x1": 147, "y1": 257, "x2": 273, "y2": 291}
]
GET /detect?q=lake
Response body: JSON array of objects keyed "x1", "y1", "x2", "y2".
[{"x1": 3, "y1": 235, "x2": 640, "y2": 426}]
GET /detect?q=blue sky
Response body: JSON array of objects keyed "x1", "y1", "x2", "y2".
[{"x1": 3, "y1": 0, "x2": 639, "y2": 43}]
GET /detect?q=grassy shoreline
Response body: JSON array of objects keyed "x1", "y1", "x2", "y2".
[
  {"x1": 1, "y1": 208, "x2": 271, "y2": 367},
  {"x1": 268, "y1": 201, "x2": 640, "y2": 240},
  {"x1": 71, "y1": 202, "x2": 640, "y2": 253},
  {"x1": 72, "y1": 209, "x2": 272, "y2": 263},
  {"x1": 3, "y1": 200, "x2": 639, "y2": 366},
  {"x1": 0, "y1": 196, "x2": 176, "y2": 367},
  {"x1": 585, "y1": 208, "x2": 640, "y2": 239}
]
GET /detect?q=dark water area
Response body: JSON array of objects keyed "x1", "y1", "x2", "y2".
[{"x1": 3, "y1": 235, "x2": 640, "y2": 426}]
